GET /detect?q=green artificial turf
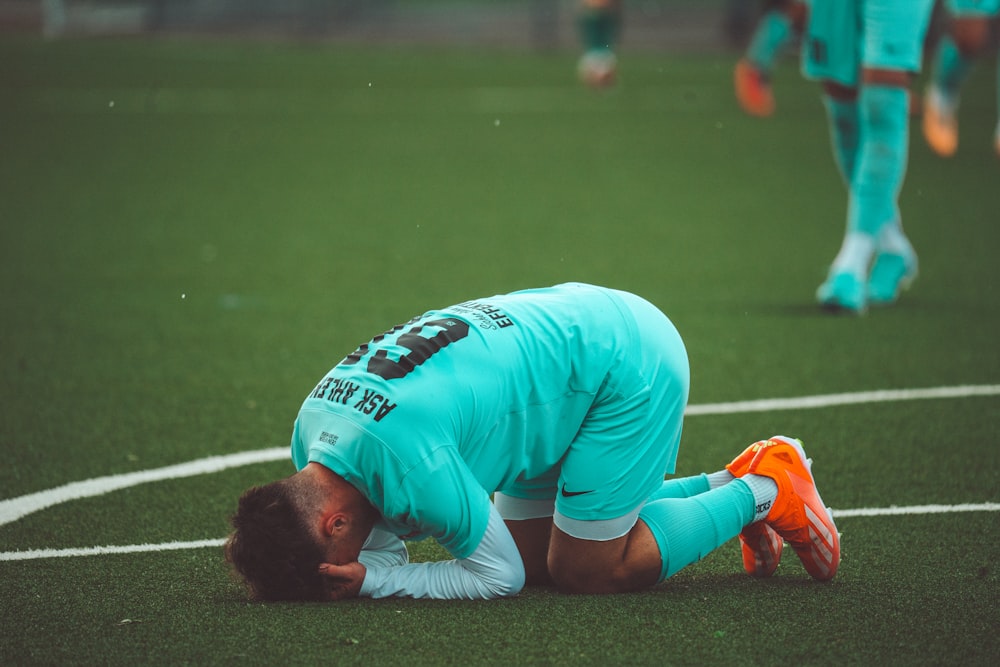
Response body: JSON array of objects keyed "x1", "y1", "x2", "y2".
[{"x1": 1, "y1": 36, "x2": 998, "y2": 665}]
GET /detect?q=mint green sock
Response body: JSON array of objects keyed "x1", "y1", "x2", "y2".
[
  {"x1": 639, "y1": 480, "x2": 754, "y2": 581},
  {"x1": 823, "y1": 95, "x2": 860, "y2": 187},
  {"x1": 646, "y1": 474, "x2": 711, "y2": 501},
  {"x1": 933, "y1": 35, "x2": 974, "y2": 100},
  {"x1": 746, "y1": 9, "x2": 792, "y2": 74},
  {"x1": 578, "y1": 5, "x2": 621, "y2": 52},
  {"x1": 849, "y1": 85, "x2": 909, "y2": 237}
]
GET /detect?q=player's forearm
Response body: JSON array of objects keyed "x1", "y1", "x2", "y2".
[
  {"x1": 357, "y1": 525, "x2": 409, "y2": 569},
  {"x1": 359, "y1": 504, "x2": 525, "y2": 600},
  {"x1": 359, "y1": 558, "x2": 518, "y2": 599}
]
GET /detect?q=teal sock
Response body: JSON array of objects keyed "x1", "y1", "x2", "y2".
[
  {"x1": 578, "y1": 5, "x2": 621, "y2": 52},
  {"x1": 933, "y1": 35, "x2": 974, "y2": 101},
  {"x1": 848, "y1": 85, "x2": 909, "y2": 238},
  {"x1": 823, "y1": 95, "x2": 860, "y2": 187},
  {"x1": 646, "y1": 474, "x2": 711, "y2": 501},
  {"x1": 745, "y1": 9, "x2": 792, "y2": 73},
  {"x1": 639, "y1": 480, "x2": 754, "y2": 582}
]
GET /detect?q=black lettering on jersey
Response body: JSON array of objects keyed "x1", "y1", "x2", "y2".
[
  {"x1": 310, "y1": 376, "x2": 333, "y2": 399},
  {"x1": 453, "y1": 300, "x2": 516, "y2": 330},
  {"x1": 354, "y1": 388, "x2": 378, "y2": 414},
  {"x1": 341, "y1": 317, "x2": 421, "y2": 367},
  {"x1": 317, "y1": 378, "x2": 359, "y2": 406},
  {"x1": 349, "y1": 388, "x2": 397, "y2": 422},
  {"x1": 373, "y1": 400, "x2": 397, "y2": 421},
  {"x1": 366, "y1": 317, "x2": 471, "y2": 381}
]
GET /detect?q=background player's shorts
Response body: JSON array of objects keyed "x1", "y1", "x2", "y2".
[
  {"x1": 945, "y1": 0, "x2": 1000, "y2": 16},
  {"x1": 496, "y1": 287, "x2": 690, "y2": 541},
  {"x1": 802, "y1": 0, "x2": 935, "y2": 87}
]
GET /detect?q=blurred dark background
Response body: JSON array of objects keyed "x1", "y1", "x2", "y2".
[{"x1": 2, "y1": 1, "x2": 782, "y2": 51}]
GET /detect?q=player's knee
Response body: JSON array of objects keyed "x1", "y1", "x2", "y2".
[{"x1": 547, "y1": 558, "x2": 633, "y2": 594}]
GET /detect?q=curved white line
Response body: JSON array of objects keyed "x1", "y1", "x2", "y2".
[
  {"x1": 1, "y1": 384, "x2": 997, "y2": 528},
  {"x1": 0, "y1": 447, "x2": 288, "y2": 527},
  {"x1": 2, "y1": 503, "x2": 998, "y2": 562},
  {"x1": 0, "y1": 539, "x2": 225, "y2": 562}
]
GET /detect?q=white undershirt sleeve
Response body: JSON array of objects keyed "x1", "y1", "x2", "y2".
[
  {"x1": 358, "y1": 504, "x2": 525, "y2": 600},
  {"x1": 357, "y1": 525, "x2": 409, "y2": 569}
]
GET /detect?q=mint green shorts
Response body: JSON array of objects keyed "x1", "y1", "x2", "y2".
[
  {"x1": 946, "y1": 0, "x2": 1000, "y2": 16},
  {"x1": 494, "y1": 289, "x2": 690, "y2": 541},
  {"x1": 802, "y1": 0, "x2": 935, "y2": 87}
]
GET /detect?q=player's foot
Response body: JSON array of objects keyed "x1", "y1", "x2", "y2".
[
  {"x1": 578, "y1": 49, "x2": 617, "y2": 89},
  {"x1": 727, "y1": 438, "x2": 786, "y2": 578},
  {"x1": 726, "y1": 439, "x2": 766, "y2": 477},
  {"x1": 922, "y1": 86, "x2": 958, "y2": 157},
  {"x1": 994, "y1": 120, "x2": 1000, "y2": 158},
  {"x1": 816, "y1": 271, "x2": 866, "y2": 314},
  {"x1": 734, "y1": 58, "x2": 775, "y2": 117},
  {"x1": 740, "y1": 521, "x2": 784, "y2": 577},
  {"x1": 868, "y1": 250, "x2": 918, "y2": 305},
  {"x1": 746, "y1": 437, "x2": 840, "y2": 581}
]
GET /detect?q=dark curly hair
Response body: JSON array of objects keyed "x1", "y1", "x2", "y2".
[{"x1": 224, "y1": 480, "x2": 330, "y2": 602}]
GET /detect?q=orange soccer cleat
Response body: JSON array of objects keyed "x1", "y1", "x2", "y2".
[
  {"x1": 726, "y1": 437, "x2": 777, "y2": 477},
  {"x1": 728, "y1": 438, "x2": 785, "y2": 577},
  {"x1": 578, "y1": 49, "x2": 617, "y2": 90},
  {"x1": 745, "y1": 437, "x2": 840, "y2": 581},
  {"x1": 922, "y1": 86, "x2": 958, "y2": 158},
  {"x1": 734, "y1": 58, "x2": 775, "y2": 118},
  {"x1": 739, "y1": 521, "x2": 784, "y2": 577}
]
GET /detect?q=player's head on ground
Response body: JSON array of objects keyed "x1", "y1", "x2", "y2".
[
  {"x1": 224, "y1": 477, "x2": 329, "y2": 601},
  {"x1": 224, "y1": 464, "x2": 378, "y2": 601}
]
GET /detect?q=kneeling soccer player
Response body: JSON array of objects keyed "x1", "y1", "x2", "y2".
[{"x1": 225, "y1": 283, "x2": 839, "y2": 601}]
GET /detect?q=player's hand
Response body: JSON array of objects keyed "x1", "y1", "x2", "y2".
[{"x1": 318, "y1": 562, "x2": 366, "y2": 600}]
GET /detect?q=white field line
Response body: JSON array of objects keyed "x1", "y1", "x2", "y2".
[
  {"x1": 683, "y1": 384, "x2": 1000, "y2": 416},
  {"x1": 0, "y1": 384, "x2": 997, "y2": 530},
  {"x1": 0, "y1": 447, "x2": 289, "y2": 527},
  {"x1": 2, "y1": 502, "x2": 999, "y2": 562},
  {"x1": 1, "y1": 539, "x2": 225, "y2": 562},
  {"x1": 832, "y1": 503, "x2": 1000, "y2": 518},
  {"x1": 2, "y1": 384, "x2": 998, "y2": 528}
]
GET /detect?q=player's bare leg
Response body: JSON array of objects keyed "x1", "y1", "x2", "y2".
[
  {"x1": 547, "y1": 522, "x2": 661, "y2": 594},
  {"x1": 504, "y1": 517, "x2": 555, "y2": 586},
  {"x1": 546, "y1": 475, "x2": 777, "y2": 593}
]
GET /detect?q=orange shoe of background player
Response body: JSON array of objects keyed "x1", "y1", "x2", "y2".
[
  {"x1": 922, "y1": 87, "x2": 958, "y2": 158},
  {"x1": 746, "y1": 436, "x2": 840, "y2": 581},
  {"x1": 734, "y1": 59, "x2": 775, "y2": 118}
]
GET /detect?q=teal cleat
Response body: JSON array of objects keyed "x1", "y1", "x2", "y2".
[
  {"x1": 867, "y1": 251, "x2": 918, "y2": 305},
  {"x1": 816, "y1": 271, "x2": 867, "y2": 314}
]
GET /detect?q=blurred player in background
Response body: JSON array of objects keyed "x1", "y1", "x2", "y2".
[
  {"x1": 734, "y1": 1, "x2": 808, "y2": 117},
  {"x1": 225, "y1": 283, "x2": 840, "y2": 601},
  {"x1": 577, "y1": 0, "x2": 622, "y2": 88},
  {"x1": 805, "y1": 0, "x2": 936, "y2": 313},
  {"x1": 922, "y1": 0, "x2": 1000, "y2": 157}
]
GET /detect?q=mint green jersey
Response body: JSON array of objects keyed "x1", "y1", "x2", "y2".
[{"x1": 290, "y1": 283, "x2": 689, "y2": 559}]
